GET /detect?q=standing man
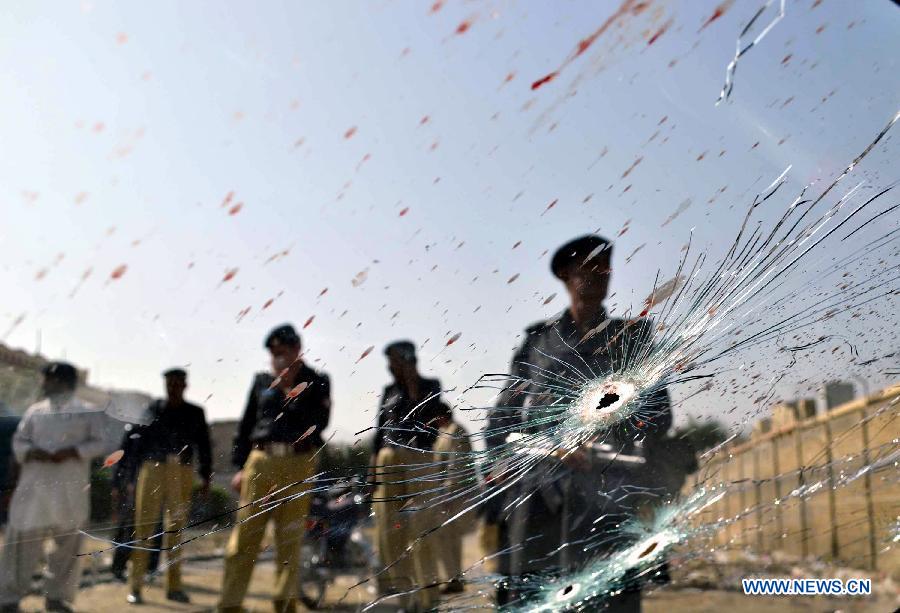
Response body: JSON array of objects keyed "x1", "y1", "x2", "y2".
[
  {"x1": 371, "y1": 340, "x2": 445, "y2": 611},
  {"x1": 125, "y1": 368, "x2": 212, "y2": 605},
  {"x1": 429, "y1": 406, "x2": 473, "y2": 594},
  {"x1": 218, "y1": 324, "x2": 331, "y2": 613},
  {"x1": 485, "y1": 235, "x2": 672, "y2": 612},
  {"x1": 109, "y1": 419, "x2": 161, "y2": 583},
  {"x1": 0, "y1": 362, "x2": 108, "y2": 613}
]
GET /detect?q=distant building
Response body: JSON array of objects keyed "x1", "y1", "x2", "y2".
[
  {"x1": 0, "y1": 340, "x2": 151, "y2": 442},
  {"x1": 823, "y1": 381, "x2": 855, "y2": 411}
]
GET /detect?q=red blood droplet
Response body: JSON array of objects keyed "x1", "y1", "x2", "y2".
[
  {"x1": 647, "y1": 19, "x2": 672, "y2": 45},
  {"x1": 356, "y1": 346, "x2": 375, "y2": 363},
  {"x1": 262, "y1": 298, "x2": 274, "y2": 310},
  {"x1": 455, "y1": 20, "x2": 472, "y2": 35},
  {"x1": 221, "y1": 191, "x2": 234, "y2": 208},
  {"x1": 104, "y1": 449, "x2": 125, "y2": 467},
  {"x1": 531, "y1": 72, "x2": 557, "y2": 90},
  {"x1": 344, "y1": 126, "x2": 357, "y2": 139},
  {"x1": 318, "y1": 288, "x2": 328, "y2": 297},
  {"x1": 222, "y1": 268, "x2": 238, "y2": 282},
  {"x1": 398, "y1": 207, "x2": 410, "y2": 217},
  {"x1": 286, "y1": 382, "x2": 309, "y2": 399},
  {"x1": 699, "y1": 0, "x2": 734, "y2": 32},
  {"x1": 419, "y1": 116, "x2": 429, "y2": 126},
  {"x1": 430, "y1": 0, "x2": 444, "y2": 13},
  {"x1": 228, "y1": 202, "x2": 243, "y2": 215},
  {"x1": 116, "y1": 32, "x2": 128, "y2": 45},
  {"x1": 303, "y1": 315, "x2": 315, "y2": 329},
  {"x1": 446, "y1": 332, "x2": 462, "y2": 346},
  {"x1": 110, "y1": 264, "x2": 128, "y2": 280}
]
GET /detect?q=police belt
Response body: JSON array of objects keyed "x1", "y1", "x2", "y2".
[{"x1": 253, "y1": 441, "x2": 309, "y2": 456}]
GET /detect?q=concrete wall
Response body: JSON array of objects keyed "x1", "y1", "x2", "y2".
[{"x1": 686, "y1": 384, "x2": 899, "y2": 576}]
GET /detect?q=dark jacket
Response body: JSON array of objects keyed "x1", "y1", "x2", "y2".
[
  {"x1": 119, "y1": 399, "x2": 213, "y2": 482},
  {"x1": 231, "y1": 364, "x2": 331, "y2": 468},
  {"x1": 485, "y1": 308, "x2": 672, "y2": 578},
  {"x1": 373, "y1": 377, "x2": 446, "y2": 454}
]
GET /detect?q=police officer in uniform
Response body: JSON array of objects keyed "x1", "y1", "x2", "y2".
[
  {"x1": 126, "y1": 368, "x2": 212, "y2": 605},
  {"x1": 371, "y1": 340, "x2": 446, "y2": 611},
  {"x1": 218, "y1": 324, "x2": 331, "y2": 613},
  {"x1": 485, "y1": 235, "x2": 672, "y2": 612}
]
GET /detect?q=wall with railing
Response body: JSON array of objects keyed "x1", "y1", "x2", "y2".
[{"x1": 684, "y1": 384, "x2": 899, "y2": 576}]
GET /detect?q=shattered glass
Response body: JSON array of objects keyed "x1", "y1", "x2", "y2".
[{"x1": 0, "y1": 1, "x2": 898, "y2": 611}]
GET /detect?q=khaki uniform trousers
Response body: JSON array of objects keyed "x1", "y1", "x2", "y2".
[
  {"x1": 218, "y1": 449, "x2": 315, "y2": 611},
  {"x1": 373, "y1": 445, "x2": 440, "y2": 610},
  {"x1": 427, "y1": 422, "x2": 472, "y2": 582},
  {"x1": 129, "y1": 458, "x2": 194, "y2": 593}
]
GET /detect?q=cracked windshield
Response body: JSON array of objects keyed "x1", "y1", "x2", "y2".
[{"x1": 1, "y1": 1, "x2": 898, "y2": 612}]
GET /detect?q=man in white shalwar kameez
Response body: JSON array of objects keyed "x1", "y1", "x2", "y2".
[{"x1": 0, "y1": 362, "x2": 107, "y2": 613}]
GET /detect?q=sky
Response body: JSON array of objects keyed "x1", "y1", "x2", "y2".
[{"x1": 1, "y1": 0, "x2": 898, "y2": 444}]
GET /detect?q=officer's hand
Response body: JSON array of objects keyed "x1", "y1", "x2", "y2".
[
  {"x1": 230, "y1": 470, "x2": 243, "y2": 494},
  {"x1": 51, "y1": 447, "x2": 80, "y2": 463},
  {"x1": 25, "y1": 448, "x2": 53, "y2": 462},
  {"x1": 557, "y1": 446, "x2": 591, "y2": 472}
]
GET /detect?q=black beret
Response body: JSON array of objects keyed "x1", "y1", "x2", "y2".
[
  {"x1": 163, "y1": 368, "x2": 187, "y2": 379},
  {"x1": 42, "y1": 361, "x2": 78, "y2": 385},
  {"x1": 384, "y1": 340, "x2": 416, "y2": 362},
  {"x1": 550, "y1": 234, "x2": 613, "y2": 279},
  {"x1": 265, "y1": 324, "x2": 302, "y2": 349}
]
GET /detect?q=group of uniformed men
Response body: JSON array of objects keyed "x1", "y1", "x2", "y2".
[{"x1": 0, "y1": 234, "x2": 674, "y2": 613}]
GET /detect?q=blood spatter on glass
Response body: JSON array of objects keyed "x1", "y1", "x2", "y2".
[
  {"x1": 110, "y1": 264, "x2": 128, "y2": 280},
  {"x1": 446, "y1": 332, "x2": 462, "y2": 346},
  {"x1": 103, "y1": 449, "x2": 125, "y2": 468},
  {"x1": 454, "y1": 19, "x2": 474, "y2": 35},
  {"x1": 540, "y1": 199, "x2": 559, "y2": 216},
  {"x1": 531, "y1": 0, "x2": 648, "y2": 91},
  {"x1": 236, "y1": 306, "x2": 251, "y2": 323},
  {"x1": 228, "y1": 202, "x2": 243, "y2": 216},
  {"x1": 647, "y1": 19, "x2": 673, "y2": 45},
  {"x1": 303, "y1": 315, "x2": 315, "y2": 329},
  {"x1": 356, "y1": 346, "x2": 375, "y2": 363},
  {"x1": 286, "y1": 382, "x2": 309, "y2": 399},
  {"x1": 699, "y1": 0, "x2": 734, "y2": 32},
  {"x1": 398, "y1": 207, "x2": 410, "y2": 217},
  {"x1": 343, "y1": 126, "x2": 358, "y2": 139},
  {"x1": 222, "y1": 268, "x2": 238, "y2": 283},
  {"x1": 622, "y1": 156, "x2": 643, "y2": 178}
]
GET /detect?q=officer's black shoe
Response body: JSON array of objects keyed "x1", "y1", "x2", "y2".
[
  {"x1": 273, "y1": 599, "x2": 296, "y2": 613},
  {"x1": 126, "y1": 591, "x2": 143, "y2": 605},
  {"x1": 45, "y1": 599, "x2": 75, "y2": 613},
  {"x1": 167, "y1": 590, "x2": 190, "y2": 603}
]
